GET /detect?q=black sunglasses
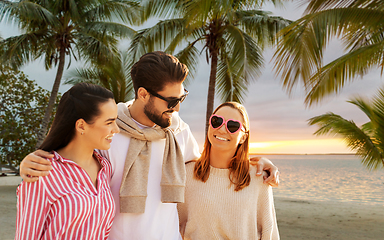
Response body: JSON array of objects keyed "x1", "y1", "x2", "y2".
[{"x1": 145, "y1": 88, "x2": 189, "y2": 109}]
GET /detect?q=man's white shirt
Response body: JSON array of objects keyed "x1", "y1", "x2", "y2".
[{"x1": 100, "y1": 111, "x2": 200, "y2": 240}]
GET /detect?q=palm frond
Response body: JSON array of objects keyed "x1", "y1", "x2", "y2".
[
  {"x1": 119, "y1": 50, "x2": 134, "y2": 101},
  {"x1": 103, "y1": 50, "x2": 134, "y2": 102},
  {"x1": 64, "y1": 51, "x2": 134, "y2": 103},
  {"x1": 348, "y1": 97, "x2": 375, "y2": 123},
  {"x1": 304, "y1": 0, "x2": 384, "y2": 13},
  {"x1": 340, "y1": 9, "x2": 384, "y2": 50},
  {"x1": 229, "y1": 75, "x2": 249, "y2": 103},
  {"x1": 128, "y1": 18, "x2": 186, "y2": 62},
  {"x1": 225, "y1": 26, "x2": 263, "y2": 81},
  {"x1": 216, "y1": 61, "x2": 248, "y2": 102},
  {"x1": 304, "y1": 41, "x2": 384, "y2": 105},
  {"x1": 141, "y1": 0, "x2": 182, "y2": 21},
  {"x1": 308, "y1": 112, "x2": 383, "y2": 169},
  {"x1": 82, "y1": 22, "x2": 136, "y2": 39},
  {"x1": 182, "y1": 0, "x2": 216, "y2": 24},
  {"x1": 65, "y1": 66, "x2": 125, "y2": 102},
  {"x1": 216, "y1": 48, "x2": 248, "y2": 103},
  {"x1": 0, "y1": 31, "x2": 48, "y2": 69},
  {"x1": 64, "y1": 68, "x2": 104, "y2": 86},
  {"x1": 175, "y1": 42, "x2": 200, "y2": 85},
  {"x1": 66, "y1": 67, "x2": 112, "y2": 95},
  {"x1": 274, "y1": 7, "x2": 384, "y2": 98},
  {"x1": 344, "y1": 27, "x2": 384, "y2": 54},
  {"x1": 83, "y1": 0, "x2": 141, "y2": 25},
  {"x1": 47, "y1": 0, "x2": 82, "y2": 21},
  {"x1": 237, "y1": 9, "x2": 291, "y2": 46},
  {"x1": 66, "y1": 0, "x2": 81, "y2": 20},
  {"x1": 40, "y1": 34, "x2": 60, "y2": 70},
  {"x1": 164, "y1": 23, "x2": 200, "y2": 55},
  {"x1": 75, "y1": 30, "x2": 119, "y2": 64},
  {"x1": 372, "y1": 87, "x2": 384, "y2": 135},
  {"x1": 216, "y1": 51, "x2": 235, "y2": 102},
  {"x1": 0, "y1": 1, "x2": 59, "y2": 27},
  {"x1": 304, "y1": 0, "x2": 356, "y2": 13}
]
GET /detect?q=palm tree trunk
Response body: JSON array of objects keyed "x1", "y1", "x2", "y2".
[
  {"x1": 205, "y1": 50, "x2": 218, "y2": 135},
  {"x1": 35, "y1": 47, "x2": 66, "y2": 148}
]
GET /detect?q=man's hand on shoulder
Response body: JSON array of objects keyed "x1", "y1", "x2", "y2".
[
  {"x1": 250, "y1": 156, "x2": 280, "y2": 187},
  {"x1": 20, "y1": 150, "x2": 54, "y2": 182}
]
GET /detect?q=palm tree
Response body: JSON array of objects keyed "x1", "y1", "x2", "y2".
[
  {"x1": 274, "y1": 0, "x2": 384, "y2": 106},
  {"x1": 0, "y1": 0, "x2": 139, "y2": 147},
  {"x1": 130, "y1": 0, "x2": 291, "y2": 133},
  {"x1": 308, "y1": 87, "x2": 384, "y2": 170},
  {"x1": 64, "y1": 50, "x2": 134, "y2": 103}
]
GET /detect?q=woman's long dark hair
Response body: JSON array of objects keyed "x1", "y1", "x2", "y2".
[{"x1": 39, "y1": 83, "x2": 114, "y2": 152}]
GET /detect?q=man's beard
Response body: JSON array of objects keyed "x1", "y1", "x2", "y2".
[{"x1": 144, "y1": 98, "x2": 172, "y2": 128}]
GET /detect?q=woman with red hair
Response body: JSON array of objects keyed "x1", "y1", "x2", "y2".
[{"x1": 178, "y1": 102, "x2": 279, "y2": 240}]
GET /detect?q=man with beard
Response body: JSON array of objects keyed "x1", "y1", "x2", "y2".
[{"x1": 19, "y1": 51, "x2": 279, "y2": 240}]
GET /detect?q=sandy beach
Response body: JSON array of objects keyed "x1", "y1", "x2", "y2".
[
  {"x1": 275, "y1": 197, "x2": 384, "y2": 240},
  {"x1": 1, "y1": 177, "x2": 383, "y2": 240}
]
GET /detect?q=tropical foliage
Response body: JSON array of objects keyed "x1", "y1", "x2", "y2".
[
  {"x1": 130, "y1": 0, "x2": 291, "y2": 132},
  {"x1": 308, "y1": 87, "x2": 384, "y2": 170},
  {"x1": 0, "y1": 0, "x2": 139, "y2": 146},
  {"x1": 274, "y1": 0, "x2": 384, "y2": 106},
  {"x1": 0, "y1": 67, "x2": 59, "y2": 172},
  {"x1": 64, "y1": 50, "x2": 134, "y2": 103}
]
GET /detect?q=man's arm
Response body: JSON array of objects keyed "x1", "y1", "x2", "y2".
[
  {"x1": 19, "y1": 150, "x2": 53, "y2": 182},
  {"x1": 250, "y1": 157, "x2": 280, "y2": 187}
]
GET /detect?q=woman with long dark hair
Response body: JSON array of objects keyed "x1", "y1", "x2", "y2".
[
  {"x1": 178, "y1": 102, "x2": 279, "y2": 240},
  {"x1": 15, "y1": 83, "x2": 119, "y2": 239}
]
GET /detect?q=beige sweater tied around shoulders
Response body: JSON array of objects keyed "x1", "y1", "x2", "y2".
[{"x1": 116, "y1": 102, "x2": 186, "y2": 213}]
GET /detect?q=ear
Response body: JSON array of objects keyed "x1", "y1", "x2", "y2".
[
  {"x1": 75, "y1": 119, "x2": 87, "y2": 135},
  {"x1": 239, "y1": 132, "x2": 248, "y2": 145},
  {"x1": 137, "y1": 87, "x2": 150, "y2": 104}
]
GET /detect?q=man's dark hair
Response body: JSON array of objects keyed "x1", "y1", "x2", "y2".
[
  {"x1": 39, "y1": 83, "x2": 114, "y2": 152},
  {"x1": 131, "y1": 51, "x2": 189, "y2": 98}
]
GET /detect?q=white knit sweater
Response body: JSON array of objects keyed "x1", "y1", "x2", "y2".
[{"x1": 178, "y1": 162, "x2": 279, "y2": 240}]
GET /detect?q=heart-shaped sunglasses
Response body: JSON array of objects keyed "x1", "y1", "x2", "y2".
[{"x1": 209, "y1": 114, "x2": 244, "y2": 134}]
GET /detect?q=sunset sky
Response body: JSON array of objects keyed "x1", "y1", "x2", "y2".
[{"x1": 1, "y1": 2, "x2": 382, "y2": 154}]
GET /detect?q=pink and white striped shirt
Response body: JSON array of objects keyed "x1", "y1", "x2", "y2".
[{"x1": 15, "y1": 151, "x2": 115, "y2": 240}]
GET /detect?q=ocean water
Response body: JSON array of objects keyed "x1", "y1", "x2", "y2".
[{"x1": 254, "y1": 154, "x2": 384, "y2": 206}]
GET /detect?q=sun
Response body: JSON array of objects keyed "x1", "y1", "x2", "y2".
[{"x1": 249, "y1": 138, "x2": 352, "y2": 154}]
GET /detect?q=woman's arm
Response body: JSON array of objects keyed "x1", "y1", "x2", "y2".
[
  {"x1": 257, "y1": 183, "x2": 280, "y2": 240},
  {"x1": 15, "y1": 178, "x2": 50, "y2": 239}
]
